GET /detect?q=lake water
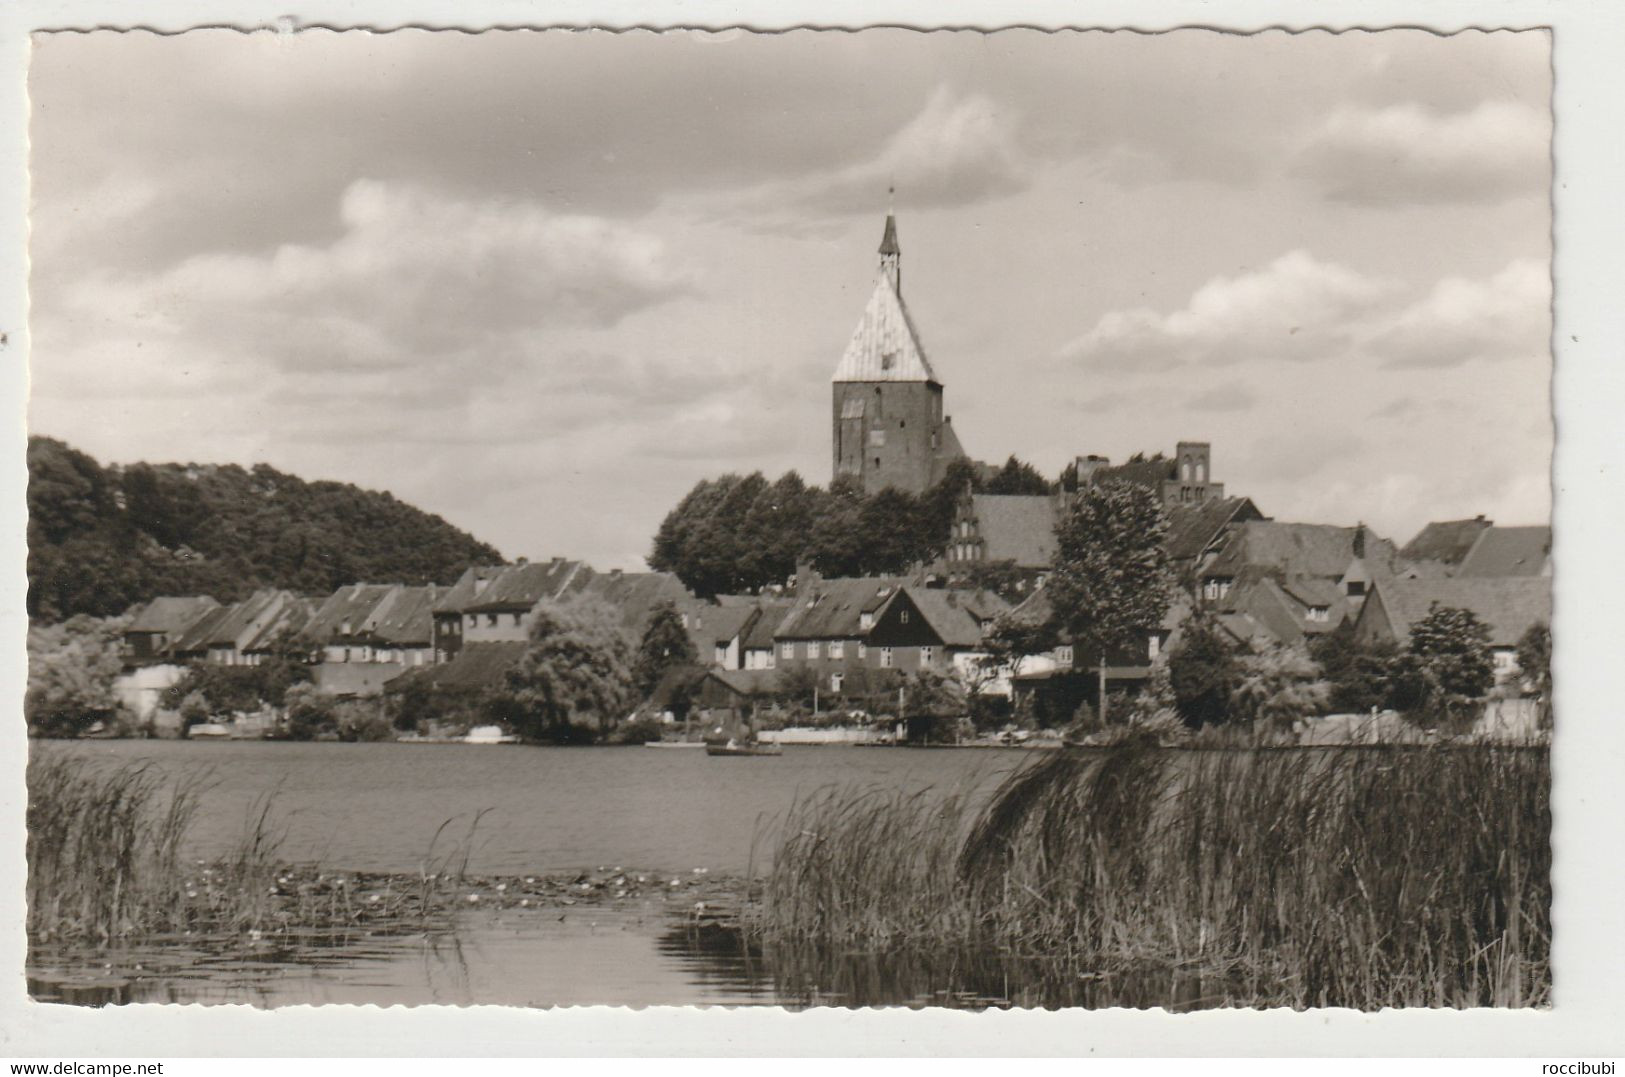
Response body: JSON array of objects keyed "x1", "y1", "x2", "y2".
[
  {"x1": 30, "y1": 740, "x2": 1035, "y2": 1008},
  {"x1": 40, "y1": 740, "x2": 1023, "y2": 875}
]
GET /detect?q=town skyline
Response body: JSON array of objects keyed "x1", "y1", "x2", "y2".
[{"x1": 27, "y1": 28, "x2": 1552, "y2": 569}]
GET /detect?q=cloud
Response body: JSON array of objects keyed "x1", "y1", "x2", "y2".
[
  {"x1": 725, "y1": 86, "x2": 1030, "y2": 220},
  {"x1": 1061, "y1": 253, "x2": 1548, "y2": 381},
  {"x1": 1060, "y1": 251, "x2": 1395, "y2": 371},
  {"x1": 1291, "y1": 101, "x2": 1549, "y2": 206},
  {"x1": 1185, "y1": 384, "x2": 1256, "y2": 412},
  {"x1": 1371, "y1": 258, "x2": 1550, "y2": 369}
]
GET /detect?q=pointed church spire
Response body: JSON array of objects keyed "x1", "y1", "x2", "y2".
[{"x1": 878, "y1": 191, "x2": 901, "y2": 293}]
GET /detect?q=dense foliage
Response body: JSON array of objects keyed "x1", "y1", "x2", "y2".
[
  {"x1": 25, "y1": 615, "x2": 131, "y2": 737},
  {"x1": 27, "y1": 436, "x2": 502, "y2": 621},
  {"x1": 1167, "y1": 613, "x2": 1241, "y2": 727},
  {"x1": 633, "y1": 600, "x2": 699, "y2": 695},
  {"x1": 489, "y1": 596, "x2": 637, "y2": 742},
  {"x1": 1516, "y1": 621, "x2": 1551, "y2": 699},
  {"x1": 648, "y1": 456, "x2": 1041, "y2": 596}
]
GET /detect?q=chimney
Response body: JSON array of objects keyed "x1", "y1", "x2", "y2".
[
  {"x1": 795, "y1": 560, "x2": 821, "y2": 598},
  {"x1": 1352, "y1": 523, "x2": 1367, "y2": 560}
]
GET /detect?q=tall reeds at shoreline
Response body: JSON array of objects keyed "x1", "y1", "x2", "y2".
[
  {"x1": 26, "y1": 752, "x2": 471, "y2": 946},
  {"x1": 751, "y1": 736, "x2": 1550, "y2": 1009}
]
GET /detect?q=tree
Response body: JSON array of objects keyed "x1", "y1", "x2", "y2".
[
  {"x1": 1516, "y1": 621, "x2": 1551, "y2": 699},
  {"x1": 1044, "y1": 481, "x2": 1172, "y2": 723},
  {"x1": 633, "y1": 600, "x2": 699, "y2": 696},
  {"x1": 25, "y1": 615, "x2": 131, "y2": 737},
  {"x1": 1407, "y1": 604, "x2": 1495, "y2": 723},
  {"x1": 283, "y1": 682, "x2": 336, "y2": 741},
  {"x1": 984, "y1": 455, "x2": 1052, "y2": 496},
  {"x1": 1308, "y1": 625, "x2": 1403, "y2": 713},
  {"x1": 1228, "y1": 641, "x2": 1331, "y2": 731},
  {"x1": 1168, "y1": 613, "x2": 1240, "y2": 728},
  {"x1": 496, "y1": 597, "x2": 636, "y2": 742},
  {"x1": 27, "y1": 436, "x2": 503, "y2": 622}
]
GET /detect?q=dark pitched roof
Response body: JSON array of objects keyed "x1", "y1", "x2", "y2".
[
  {"x1": 169, "y1": 605, "x2": 233, "y2": 654},
  {"x1": 708, "y1": 669, "x2": 781, "y2": 697},
  {"x1": 775, "y1": 576, "x2": 906, "y2": 640},
  {"x1": 1368, "y1": 577, "x2": 1552, "y2": 648},
  {"x1": 368, "y1": 585, "x2": 442, "y2": 645},
  {"x1": 462, "y1": 559, "x2": 590, "y2": 613},
  {"x1": 205, "y1": 589, "x2": 295, "y2": 649},
  {"x1": 576, "y1": 570, "x2": 700, "y2": 635},
  {"x1": 1456, "y1": 526, "x2": 1551, "y2": 578},
  {"x1": 688, "y1": 604, "x2": 759, "y2": 646},
  {"x1": 969, "y1": 494, "x2": 1059, "y2": 568},
  {"x1": 304, "y1": 584, "x2": 397, "y2": 642},
  {"x1": 385, "y1": 641, "x2": 529, "y2": 693},
  {"x1": 1400, "y1": 517, "x2": 1493, "y2": 566},
  {"x1": 244, "y1": 595, "x2": 318, "y2": 653},
  {"x1": 1204, "y1": 522, "x2": 1398, "y2": 581},
  {"x1": 1165, "y1": 497, "x2": 1263, "y2": 562},
  {"x1": 741, "y1": 599, "x2": 795, "y2": 650},
  {"x1": 126, "y1": 596, "x2": 220, "y2": 634},
  {"x1": 898, "y1": 586, "x2": 1010, "y2": 648}
]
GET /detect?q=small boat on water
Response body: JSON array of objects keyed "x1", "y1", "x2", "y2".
[
  {"x1": 643, "y1": 741, "x2": 708, "y2": 749},
  {"x1": 463, "y1": 724, "x2": 521, "y2": 745},
  {"x1": 704, "y1": 739, "x2": 783, "y2": 757}
]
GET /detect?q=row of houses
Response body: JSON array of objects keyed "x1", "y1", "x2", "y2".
[{"x1": 119, "y1": 441, "x2": 1552, "y2": 723}]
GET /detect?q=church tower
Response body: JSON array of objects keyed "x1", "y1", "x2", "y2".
[{"x1": 832, "y1": 211, "x2": 965, "y2": 496}]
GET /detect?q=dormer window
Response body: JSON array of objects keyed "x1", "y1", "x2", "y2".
[
  {"x1": 1346, "y1": 580, "x2": 1366, "y2": 597},
  {"x1": 1308, "y1": 606, "x2": 1329, "y2": 623},
  {"x1": 860, "y1": 612, "x2": 874, "y2": 630}
]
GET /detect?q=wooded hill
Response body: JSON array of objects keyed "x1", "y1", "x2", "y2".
[{"x1": 27, "y1": 437, "x2": 503, "y2": 621}]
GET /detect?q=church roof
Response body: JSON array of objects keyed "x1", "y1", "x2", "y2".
[{"x1": 833, "y1": 274, "x2": 938, "y2": 384}]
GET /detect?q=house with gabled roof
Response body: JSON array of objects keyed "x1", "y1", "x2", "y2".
[
  {"x1": 772, "y1": 572, "x2": 908, "y2": 686},
  {"x1": 122, "y1": 595, "x2": 220, "y2": 664},
  {"x1": 1399, "y1": 516, "x2": 1494, "y2": 574},
  {"x1": 167, "y1": 588, "x2": 304, "y2": 666},
  {"x1": 576, "y1": 568, "x2": 704, "y2": 640},
  {"x1": 432, "y1": 558, "x2": 590, "y2": 660},
  {"x1": 863, "y1": 585, "x2": 1009, "y2": 685},
  {"x1": 1456, "y1": 525, "x2": 1551, "y2": 578},
  {"x1": 741, "y1": 598, "x2": 795, "y2": 671},
  {"x1": 304, "y1": 583, "x2": 398, "y2": 663},
  {"x1": 1352, "y1": 576, "x2": 1552, "y2": 684},
  {"x1": 686, "y1": 603, "x2": 762, "y2": 670},
  {"x1": 1198, "y1": 521, "x2": 1400, "y2": 609}
]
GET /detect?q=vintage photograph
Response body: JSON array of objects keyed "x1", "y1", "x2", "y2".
[{"x1": 23, "y1": 26, "x2": 1552, "y2": 1009}]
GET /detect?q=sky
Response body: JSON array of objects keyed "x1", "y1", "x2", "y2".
[{"x1": 26, "y1": 28, "x2": 1552, "y2": 569}]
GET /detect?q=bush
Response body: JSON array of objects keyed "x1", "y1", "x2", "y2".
[
  {"x1": 609, "y1": 714, "x2": 666, "y2": 745},
  {"x1": 1168, "y1": 616, "x2": 1239, "y2": 727}
]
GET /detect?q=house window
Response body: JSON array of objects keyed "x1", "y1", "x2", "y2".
[
  {"x1": 879, "y1": 648, "x2": 893, "y2": 668},
  {"x1": 830, "y1": 672, "x2": 844, "y2": 693},
  {"x1": 486, "y1": 613, "x2": 498, "y2": 627},
  {"x1": 860, "y1": 612, "x2": 874, "y2": 630},
  {"x1": 900, "y1": 610, "x2": 910, "y2": 624},
  {"x1": 858, "y1": 642, "x2": 867, "y2": 660},
  {"x1": 466, "y1": 614, "x2": 476, "y2": 628},
  {"x1": 1056, "y1": 646, "x2": 1074, "y2": 666},
  {"x1": 512, "y1": 612, "x2": 523, "y2": 627},
  {"x1": 1346, "y1": 580, "x2": 1366, "y2": 597},
  {"x1": 810, "y1": 641, "x2": 822, "y2": 660},
  {"x1": 920, "y1": 647, "x2": 934, "y2": 666},
  {"x1": 1493, "y1": 650, "x2": 1516, "y2": 672},
  {"x1": 716, "y1": 645, "x2": 728, "y2": 666},
  {"x1": 1308, "y1": 607, "x2": 1329, "y2": 623},
  {"x1": 1148, "y1": 635, "x2": 1161, "y2": 660},
  {"x1": 781, "y1": 642, "x2": 795, "y2": 660},
  {"x1": 829, "y1": 641, "x2": 845, "y2": 659}
]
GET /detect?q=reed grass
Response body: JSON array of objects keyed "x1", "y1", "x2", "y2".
[
  {"x1": 749, "y1": 734, "x2": 1551, "y2": 1009},
  {"x1": 26, "y1": 752, "x2": 482, "y2": 945}
]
